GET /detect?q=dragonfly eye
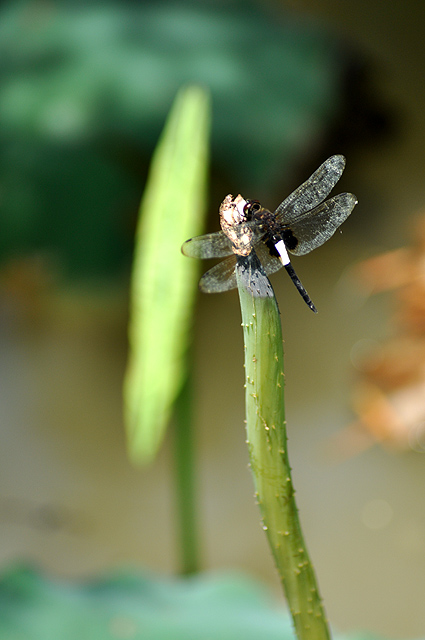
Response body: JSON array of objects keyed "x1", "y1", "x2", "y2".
[{"x1": 244, "y1": 200, "x2": 261, "y2": 218}]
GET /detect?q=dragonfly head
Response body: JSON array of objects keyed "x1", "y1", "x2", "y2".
[{"x1": 243, "y1": 200, "x2": 261, "y2": 219}]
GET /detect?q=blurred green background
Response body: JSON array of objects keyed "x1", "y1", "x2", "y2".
[{"x1": 1, "y1": 0, "x2": 425, "y2": 636}]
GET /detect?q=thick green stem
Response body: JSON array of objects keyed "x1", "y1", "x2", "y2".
[{"x1": 236, "y1": 262, "x2": 331, "y2": 640}]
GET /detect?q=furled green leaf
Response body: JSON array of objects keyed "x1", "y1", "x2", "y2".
[{"x1": 124, "y1": 86, "x2": 210, "y2": 464}]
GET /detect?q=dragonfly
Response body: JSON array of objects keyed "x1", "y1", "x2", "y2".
[{"x1": 182, "y1": 155, "x2": 357, "y2": 312}]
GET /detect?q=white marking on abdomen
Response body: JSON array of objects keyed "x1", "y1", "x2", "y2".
[{"x1": 275, "y1": 239, "x2": 290, "y2": 265}]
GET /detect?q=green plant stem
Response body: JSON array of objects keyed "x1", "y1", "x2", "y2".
[
  {"x1": 174, "y1": 369, "x2": 201, "y2": 574},
  {"x1": 236, "y1": 265, "x2": 331, "y2": 640}
]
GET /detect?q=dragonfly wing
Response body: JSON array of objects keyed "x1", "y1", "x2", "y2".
[
  {"x1": 181, "y1": 231, "x2": 234, "y2": 259},
  {"x1": 255, "y1": 241, "x2": 284, "y2": 276},
  {"x1": 275, "y1": 155, "x2": 346, "y2": 223},
  {"x1": 199, "y1": 255, "x2": 238, "y2": 293},
  {"x1": 284, "y1": 192, "x2": 357, "y2": 256}
]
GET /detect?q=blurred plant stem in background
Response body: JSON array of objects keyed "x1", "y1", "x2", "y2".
[{"x1": 174, "y1": 368, "x2": 200, "y2": 574}]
